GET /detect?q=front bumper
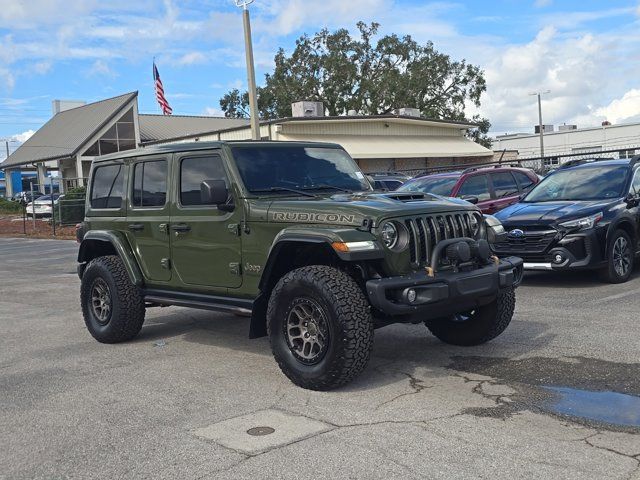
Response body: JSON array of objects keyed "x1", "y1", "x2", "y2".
[
  {"x1": 366, "y1": 256, "x2": 523, "y2": 318},
  {"x1": 519, "y1": 229, "x2": 605, "y2": 271}
]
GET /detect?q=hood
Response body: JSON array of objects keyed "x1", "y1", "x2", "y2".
[
  {"x1": 265, "y1": 191, "x2": 478, "y2": 226},
  {"x1": 495, "y1": 200, "x2": 615, "y2": 226}
]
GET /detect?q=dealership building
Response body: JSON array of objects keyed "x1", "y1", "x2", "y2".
[{"x1": 0, "y1": 93, "x2": 492, "y2": 196}]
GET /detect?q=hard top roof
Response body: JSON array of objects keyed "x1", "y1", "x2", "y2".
[{"x1": 92, "y1": 140, "x2": 344, "y2": 164}]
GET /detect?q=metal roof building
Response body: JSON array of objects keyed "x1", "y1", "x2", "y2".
[{"x1": 0, "y1": 92, "x2": 248, "y2": 196}]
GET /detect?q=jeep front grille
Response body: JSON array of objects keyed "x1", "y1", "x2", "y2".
[{"x1": 404, "y1": 212, "x2": 482, "y2": 267}]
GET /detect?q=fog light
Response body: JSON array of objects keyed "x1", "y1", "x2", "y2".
[
  {"x1": 407, "y1": 289, "x2": 417, "y2": 303},
  {"x1": 553, "y1": 253, "x2": 564, "y2": 264}
]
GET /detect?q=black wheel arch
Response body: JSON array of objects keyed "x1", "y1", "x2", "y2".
[{"x1": 78, "y1": 230, "x2": 144, "y2": 286}]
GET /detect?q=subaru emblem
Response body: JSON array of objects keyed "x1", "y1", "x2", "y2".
[{"x1": 508, "y1": 229, "x2": 525, "y2": 238}]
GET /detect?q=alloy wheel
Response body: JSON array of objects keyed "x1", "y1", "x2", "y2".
[
  {"x1": 613, "y1": 236, "x2": 631, "y2": 277},
  {"x1": 91, "y1": 278, "x2": 112, "y2": 325},
  {"x1": 285, "y1": 297, "x2": 330, "y2": 365}
]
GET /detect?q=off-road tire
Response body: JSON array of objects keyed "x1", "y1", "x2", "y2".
[
  {"x1": 267, "y1": 265, "x2": 374, "y2": 390},
  {"x1": 425, "y1": 287, "x2": 516, "y2": 346},
  {"x1": 599, "y1": 229, "x2": 634, "y2": 284},
  {"x1": 80, "y1": 255, "x2": 145, "y2": 343}
]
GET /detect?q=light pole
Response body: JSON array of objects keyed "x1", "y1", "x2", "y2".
[
  {"x1": 235, "y1": 0, "x2": 260, "y2": 140},
  {"x1": 530, "y1": 90, "x2": 550, "y2": 161}
]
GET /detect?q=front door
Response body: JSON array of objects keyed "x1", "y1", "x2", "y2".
[
  {"x1": 126, "y1": 156, "x2": 171, "y2": 283},
  {"x1": 170, "y1": 151, "x2": 242, "y2": 290}
]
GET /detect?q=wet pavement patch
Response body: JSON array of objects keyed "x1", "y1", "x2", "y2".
[
  {"x1": 545, "y1": 387, "x2": 640, "y2": 428},
  {"x1": 448, "y1": 355, "x2": 640, "y2": 430}
]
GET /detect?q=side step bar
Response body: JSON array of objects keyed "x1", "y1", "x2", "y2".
[{"x1": 143, "y1": 289, "x2": 253, "y2": 316}]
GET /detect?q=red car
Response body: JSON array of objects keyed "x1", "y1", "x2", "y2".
[{"x1": 397, "y1": 166, "x2": 540, "y2": 214}]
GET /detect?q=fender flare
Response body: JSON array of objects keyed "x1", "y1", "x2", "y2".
[{"x1": 78, "y1": 230, "x2": 144, "y2": 286}]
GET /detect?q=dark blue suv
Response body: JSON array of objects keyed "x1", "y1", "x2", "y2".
[{"x1": 494, "y1": 157, "x2": 640, "y2": 283}]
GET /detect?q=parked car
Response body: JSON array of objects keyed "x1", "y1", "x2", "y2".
[
  {"x1": 397, "y1": 166, "x2": 539, "y2": 214},
  {"x1": 12, "y1": 191, "x2": 45, "y2": 205},
  {"x1": 494, "y1": 157, "x2": 640, "y2": 283},
  {"x1": 25, "y1": 194, "x2": 64, "y2": 217},
  {"x1": 76, "y1": 141, "x2": 522, "y2": 390},
  {"x1": 367, "y1": 172, "x2": 411, "y2": 191}
]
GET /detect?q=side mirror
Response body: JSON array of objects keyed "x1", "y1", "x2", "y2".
[
  {"x1": 625, "y1": 193, "x2": 639, "y2": 208},
  {"x1": 461, "y1": 195, "x2": 479, "y2": 205},
  {"x1": 200, "y1": 179, "x2": 229, "y2": 206}
]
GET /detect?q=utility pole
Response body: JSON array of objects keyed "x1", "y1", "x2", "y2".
[
  {"x1": 5, "y1": 140, "x2": 8, "y2": 159},
  {"x1": 236, "y1": 0, "x2": 260, "y2": 140},
  {"x1": 530, "y1": 91, "x2": 550, "y2": 161}
]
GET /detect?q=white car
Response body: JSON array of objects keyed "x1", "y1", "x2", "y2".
[{"x1": 26, "y1": 194, "x2": 64, "y2": 217}]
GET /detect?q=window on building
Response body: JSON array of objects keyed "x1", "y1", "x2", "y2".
[
  {"x1": 491, "y1": 172, "x2": 519, "y2": 198},
  {"x1": 90, "y1": 164, "x2": 125, "y2": 209},
  {"x1": 619, "y1": 149, "x2": 636, "y2": 159},
  {"x1": 457, "y1": 174, "x2": 491, "y2": 201},
  {"x1": 180, "y1": 155, "x2": 227, "y2": 206},
  {"x1": 544, "y1": 157, "x2": 560, "y2": 167},
  {"x1": 132, "y1": 160, "x2": 167, "y2": 207},
  {"x1": 82, "y1": 108, "x2": 136, "y2": 157}
]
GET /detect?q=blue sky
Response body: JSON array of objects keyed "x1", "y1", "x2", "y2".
[{"x1": 1, "y1": 0, "x2": 640, "y2": 158}]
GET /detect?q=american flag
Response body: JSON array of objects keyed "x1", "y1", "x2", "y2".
[{"x1": 153, "y1": 62, "x2": 173, "y2": 115}]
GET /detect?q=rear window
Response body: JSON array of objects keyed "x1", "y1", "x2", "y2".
[
  {"x1": 90, "y1": 164, "x2": 125, "y2": 209},
  {"x1": 132, "y1": 160, "x2": 167, "y2": 207}
]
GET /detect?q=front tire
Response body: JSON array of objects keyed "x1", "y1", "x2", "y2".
[
  {"x1": 80, "y1": 255, "x2": 146, "y2": 343},
  {"x1": 267, "y1": 265, "x2": 374, "y2": 391},
  {"x1": 599, "y1": 229, "x2": 634, "y2": 284},
  {"x1": 426, "y1": 287, "x2": 516, "y2": 346}
]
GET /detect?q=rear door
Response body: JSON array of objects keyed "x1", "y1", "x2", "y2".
[
  {"x1": 489, "y1": 171, "x2": 521, "y2": 212},
  {"x1": 126, "y1": 156, "x2": 171, "y2": 283},
  {"x1": 169, "y1": 151, "x2": 243, "y2": 290}
]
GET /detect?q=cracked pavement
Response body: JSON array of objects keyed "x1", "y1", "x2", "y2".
[{"x1": 1, "y1": 237, "x2": 639, "y2": 479}]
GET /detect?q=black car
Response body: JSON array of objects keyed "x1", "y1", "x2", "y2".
[{"x1": 494, "y1": 157, "x2": 640, "y2": 283}]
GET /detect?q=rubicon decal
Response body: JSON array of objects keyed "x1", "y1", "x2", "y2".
[{"x1": 272, "y1": 212, "x2": 357, "y2": 224}]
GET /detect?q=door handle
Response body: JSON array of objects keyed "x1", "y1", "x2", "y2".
[
  {"x1": 128, "y1": 223, "x2": 144, "y2": 232},
  {"x1": 171, "y1": 224, "x2": 191, "y2": 233}
]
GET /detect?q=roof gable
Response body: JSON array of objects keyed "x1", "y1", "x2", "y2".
[{"x1": 1, "y1": 92, "x2": 137, "y2": 169}]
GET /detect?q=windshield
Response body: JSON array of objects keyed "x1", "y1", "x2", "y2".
[
  {"x1": 232, "y1": 146, "x2": 371, "y2": 194},
  {"x1": 524, "y1": 165, "x2": 628, "y2": 202},
  {"x1": 397, "y1": 176, "x2": 458, "y2": 196}
]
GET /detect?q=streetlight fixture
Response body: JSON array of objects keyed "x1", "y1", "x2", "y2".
[
  {"x1": 235, "y1": 0, "x2": 260, "y2": 140},
  {"x1": 530, "y1": 90, "x2": 551, "y2": 161}
]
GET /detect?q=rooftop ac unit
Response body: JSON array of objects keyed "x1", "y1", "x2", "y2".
[
  {"x1": 291, "y1": 101, "x2": 325, "y2": 118},
  {"x1": 558, "y1": 124, "x2": 577, "y2": 131},
  {"x1": 397, "y1": 107, "x2": 421, "y2": 118}
]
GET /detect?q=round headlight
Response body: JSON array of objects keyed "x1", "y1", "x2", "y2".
[{"x1": 381, "y1": 222, "x2": 399, "y2": 249}]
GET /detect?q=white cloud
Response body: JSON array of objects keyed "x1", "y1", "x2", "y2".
[
  {"x1": 86, "y1": 60, "x2": 118, "y2": 78},
  {"x1": 593, "y1": 89, "x2": 640, "y2": 124},
  {"x1": 11, "y1": 130, "x2": 35, "y2": 143},
  {"x1": 203, "y1": 107, "x2": 226, "y2": 117},
  {"x1": 177, "y1": 52, "x2": 207, "y2": 66}
]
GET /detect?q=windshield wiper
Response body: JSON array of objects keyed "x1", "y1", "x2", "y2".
[
  {"x1": 250, "y1": 187, "x2": 317, "y2": 198},
  {"x1": 301, "y1": 184, "x2": 353, "y2": 193}
]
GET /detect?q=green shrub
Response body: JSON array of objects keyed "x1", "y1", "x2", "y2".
[{"x1": 0, "y1": 198, "x2": 22, "y2": 214}]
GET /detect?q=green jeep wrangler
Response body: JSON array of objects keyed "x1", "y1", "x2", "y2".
[{"x1": 77, "y1": 141, "x2": 523, "y2": 390}]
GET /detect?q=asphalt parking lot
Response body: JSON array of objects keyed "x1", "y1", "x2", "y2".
[{"x1": 1, "y1": 237, "x2": 639, "y2": 479}]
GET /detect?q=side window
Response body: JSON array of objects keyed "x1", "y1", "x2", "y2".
[
  {"x1": 180, "y1": 155, "x2": 227, "y2": 206},
  {"x1": 90, "y1": 164, "x2": 125, "y2": 209},
  {"x1": 132, "y1": 160, "x2": 167, "y2": 207},
  {"x1": 514, "y1": 171, "x2": 535, "y2": 192},
  {"x1": 491, "y1": 172, "x2": 520, "y2": 198},
  {"x1": 631, "y1": 169, "x2": 640, "y2": 195},
  {"x1": 457, "y1": 175, "x2": 491, "y2": 201}
]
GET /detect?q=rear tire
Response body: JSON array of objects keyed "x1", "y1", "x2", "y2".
[
  {"x1": 599, "y1": 229, "x2": 634, "y2": 284},
  {"x1": 426, "y1": 287, "x2": 516, "y2": 346},
  {"x1": 267, "y1": 265, "x2": 374, "y2": 390},
  {"x1": 80, "y1": 255, "x2": 145, "y2": 343}
]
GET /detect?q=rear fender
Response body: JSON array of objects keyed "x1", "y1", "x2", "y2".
[{"x1": 78, "y1": 230, "x2": 144, "y2": 286}]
